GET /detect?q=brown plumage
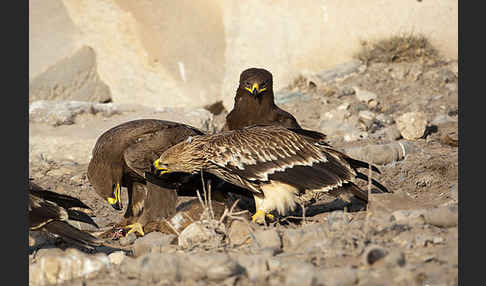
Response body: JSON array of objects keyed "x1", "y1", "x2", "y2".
[
  {"x1": 223, "y1": 68, "x2": 386, "y2": 199},
  {"x1": 222, "y1": 68, "x2": 301, "y2": 131},
  {"x1": 29, "y1": 181, "x2": 102, "y2": 249},
  {"x1": 87, "y1": 119, "x2": 205, "y2": 236},
  {"x1": 154, "y1": 125, "x2": 389, "y2": 223}
]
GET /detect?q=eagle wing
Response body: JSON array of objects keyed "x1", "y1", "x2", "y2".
[{"x1": 204, "y1": 126, "x2": 356, "y2": 193}]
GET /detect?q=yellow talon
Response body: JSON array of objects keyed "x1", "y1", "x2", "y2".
[
  {"x1": 125, "y1": 223, "x2": 145, "y2": 237},
  {"x1": 251, "y1": 210, "x2": 274, "y2": 224}
]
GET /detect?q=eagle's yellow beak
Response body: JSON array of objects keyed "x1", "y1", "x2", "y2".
[
  {"x1": 244, "y1": 83, "x2": 266, "y2": 96},
  {"x1": 107, "y1": 183, "x2": 122, "y2": 210},
  {"x1": 153, "y1": 159, "x2": 170, "y2": 175}
]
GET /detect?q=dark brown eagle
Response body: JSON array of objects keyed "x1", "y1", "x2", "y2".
[
  {"x1": 87, "y1": 119, "x2": 206, "y2": 236},
  {"x1": 29, "y1": 181, "x2": 102, "y2": 248},
  {"x1": 222, "y1": 68, "x2": 301, "y2": 131},
  {"x1": 153, "y1": 125, "x2": 389, "y2": 224}
]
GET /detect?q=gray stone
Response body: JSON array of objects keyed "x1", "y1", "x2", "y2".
[
  {"x1": 415, "y1": 234, "x2": 445, "y2": 247},
  {"x1": 390, "y1": 209, "x2": 427, "y2": 226},
  {"x1": 319, "y1": 120, "x2": 368, "y2": 143},
  {"x1": 314, "y1": 60, "x2": 363, "y2": 83},
  {"x1": 29, "y1": 100, "x2": 119, "y2": 126},
  {"x1": 384, "y1": 125, "x2": 403, "y2": 141},
  {"x1": 108, "y1": 251, "x2": 126, "y2": 265},
  {"x1": 383, "y1": 250, "x2": 406, "y2": 268},
  {"x1": 132, "y1": 231, "x2": 177, "y2": 257},
  {"x1": 227, "y1": 220, "x2": 251, "y2": 246},
  {"x1": 337, "y1": 86, "x2": 356, "y2": 98},
  {"x1": 119, "y1": 232, "x2": 138, "y2": 246},
  {"x1": 422, "y1": 205, "x2": 458, "y2": 228},
  {"x1": 232, "y1": 254, "x2": 268, "y2": 282},
  {"x1": 367, "y1": 193, "x2": 426, "y2": 216},
  {"x1": 359, "y1": 110, "x2": 376, "y2": 121},
  {"x1": 439, "y1": 68, "x2": 457, "y2": 83},
  {"x1": 341, "y1": 141, "x2": 418, "y2": 165},
  {"x1": 284, "y1": 263, "x2": 319, "y2": 286},
  {"x1": 317, "y1": 267, "x2": 359, "y2": 286},
  {"x1": 445, "y1": 82, "x2": 458, "y2": 92},
  {"x1": 200, "y1": 253, "x2": 244, "y2": 282},
  {"x1": 33, "y1": 248, "x2": 65, "y2": 260},
  {"x1": 120, "y1": 253, "x2": 179, "y2": 282},
  {"x1": 431, "y1": 114, "x2": 457, "y2": 126},
  {"x1": 375, "y1": 113, "x2": 395, "y2": 125},
  {"x1": 251, "y1": 229, "x2": 282, "y2": 252},
  {"x1": 362, "y1": 244, "x2": 388, "y2": 266},
  {"x1": 327, "y1": 210, "x2": 351, "y2": 231},
  {"x1": 29, "y1": 248, "x2": 109, "y2": 286},
  {"x1": 274, "y1": 91, "x2": 312, "y2": 105},
  {"x1": 354, "y1": 87, "x2": 378, "y2": 103},
  {"x1": 449, "y1": 183, "x2": 458, "y2": 202},
  {"x1": 395, "y1": 112, "x2": 428, "y2": 140},
  {"x1": 281, "y1": 224, "x2": 328, "y2": 253},
  {"x1": 29, "y1": 46, "x2": 112, "y2": 104},
  {"x1": 178, "y1": 220, "x2": 225, "y2": 249}
]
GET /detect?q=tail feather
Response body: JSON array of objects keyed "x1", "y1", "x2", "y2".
[
  {"x1": 44, "y1": 221, "x2": 103, "y2": 249},
  {"x1": 66, "y1": 209, "x2": 99, "y2": 229},
  {"x1": 356, "y1": 172, "x2": 390, "y2": 193},
  {"x1": 328, "y1": 182, "x2": 368, "y2": 202},
  {"x1": 30, "y1": 188, "x2": 92, "y2": 210},
  {"x1": 345, "y1": 157, "x2": 381, "y2": 174}
]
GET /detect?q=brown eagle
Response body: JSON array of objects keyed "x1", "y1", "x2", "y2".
[
  {"x1": 222, "y1": 68, "x2": 301, "y2": 131},
  {"x1": 29, "y1": 181, "x2": 102, "y2": 248},
  {"x1": 153, "y1": 125, "x2": 389, "y2": 224},
  {"x1": 87, "y1": 119, "x2": 205, "y2": 236}
]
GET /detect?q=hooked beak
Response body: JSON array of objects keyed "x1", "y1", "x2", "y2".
[
  {"x1": 244, "y1": 83, "x2": 266, "y2": 96},
  {"x1": 153, "y1": 159, "x2": 170, "y2": 176},
  {"x1": 107, "y1": 183, "x2": 122, "y2": 210}
]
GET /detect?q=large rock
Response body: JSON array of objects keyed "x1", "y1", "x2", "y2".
[
  {"x1": 31, "y1": 0, "x2": 457, "y2": 111},
  {"x1": 120, "y1": 252, "x2": 243, "y2": 283},
  {"x1": 178, "y1": 220, "x2": 226, "y2": 249},
  {"x1": 29, "y1": 100, "x2": 119, "y2": 126},
  {"x1": 29, "y1": 46, "x2": 112, "y2": 103},
  {"x1": 29, "y1": 248, "x2": 110, "y2": 286},
  {"x1": 132, "y1": 232, "x2": 177, "y2": 257},
  {"x1": 395, "y1": 112, "x2": 428, "y2": 140}
]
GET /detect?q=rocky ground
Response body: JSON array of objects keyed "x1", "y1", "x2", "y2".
[{"x1": 29, "y1": 38, "x2": 458, "y2": 286}]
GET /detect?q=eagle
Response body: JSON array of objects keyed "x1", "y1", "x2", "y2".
[
  {"x1": 29, "y1": 181, "x2": 103, "y2": 249},
  {"x1": 222, "y1": 68, "x2": 301, "y2": 131},
  {"x1": 153, "y1": 125, "x2": 389, "y2": 224},
  {"x1": 87, "y1": 119, "x2": 207, "y2": 236}
]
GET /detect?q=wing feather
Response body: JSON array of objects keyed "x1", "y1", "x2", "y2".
[{"x1": 206, "y1": 126, "x2": 329, "y2": 183}]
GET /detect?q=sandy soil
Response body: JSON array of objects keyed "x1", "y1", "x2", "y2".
[{"x1": 28, "y1": 50, "x2": 458, "y2": 285}]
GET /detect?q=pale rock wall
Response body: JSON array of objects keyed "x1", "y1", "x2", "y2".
[{"x1": 30, "y1": 0, "x2": 457, "y2": 111}]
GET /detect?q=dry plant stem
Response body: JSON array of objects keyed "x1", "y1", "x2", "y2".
[
  {"x1": 164, "y1": 218, "x2": 180, "y2": 236},
  {"x1": 219, "y1": 199, "x2": 248, "y2": 224},
  {"x1": 198, "y1": 170, "x2": 216, "y2": 220},
  {"x1": 368, "y1": 161, "x2": 372, "y2": 198},
  {"x1": 364, "y1": 159, "x2": 373, "y2": 236},
  {"x1": 207, "y1": 180, "x2": 214, "y2": 220},
  {"x1": 298, "y1": 202, "x2": 306, "y2": 225}
]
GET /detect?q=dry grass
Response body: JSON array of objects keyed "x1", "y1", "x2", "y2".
[{"x1": 355, "y1": 33, "x2": 441, "y2": 65}]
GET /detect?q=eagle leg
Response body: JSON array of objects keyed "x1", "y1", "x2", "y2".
[
  {"x1": 252, "y1": 194, "x2": 275, "y2": 224},
  {"x1": 124, "y1": 222, "x2": 145, "y2": 237},
  {"x1": 251, "y1": 210, "x2": 275, "y2": 224}
]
